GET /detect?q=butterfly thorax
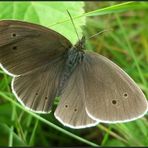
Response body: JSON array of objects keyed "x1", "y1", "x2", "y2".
[{"x1": 56, "y1": 40, "x2": 85, "y2": 96}]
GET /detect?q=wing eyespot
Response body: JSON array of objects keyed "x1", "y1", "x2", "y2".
[
  {"x1": 123, "y1": 93, "x2": 128, "y2": 98},
  {"x1": 11, "y1": 33, "x2": 17, "y2": 37},
  {"x1": 112, "y1": 100, "x2": 117, "y2": 105},
  {"x1": 65, "y1": 105, "x2": 68, "y2": 108},
  {"x1": 45, "y1": 97, "x2": 48, "y2": 100},
  {"x1": 74, "y1": 108, "x2": 77, "y2": 112},
  {"x1": 12, "y1": 46, "x2": 17, "y2": 50},
  {"x1": 35, "y1": 92, "x2": 38, "y2": 96}
]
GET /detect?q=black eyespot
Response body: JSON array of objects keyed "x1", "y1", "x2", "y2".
[
  {"x1": 12, "y1": 46, "x2": 17, "y2": 50},
  {"x1": 112, "y1": 100, "x2": 117, "y2": 105},
  {"x1": 12, "y1": 33, "x2": 16, "y2": 37},
  {"x1": 65, "y1": 105, "x2": 68, "y2": 108},
  {"x1": 45, "y1": 97, "x2": 48, "y2": 100},
  {"x1": 123, "y1": 93, "x2": 128, "y2": 98},
  {"x1": 74, "y1": 109, "x2": 77, "y2": 112},
  {"x1": 35, "y1": 92, "x2": 38, "y2": 95}
]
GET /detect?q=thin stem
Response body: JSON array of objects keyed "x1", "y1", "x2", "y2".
[
  {"x1": 9, "y1": 105, "x2": 16, "y2": 146},
  {"x1": 29, "y1": 119, "x2": 39, "y2": 146}
]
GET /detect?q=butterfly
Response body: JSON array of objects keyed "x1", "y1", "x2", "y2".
[{"x1": 0, "y1": 20, "x2": 147, "y2": 129}]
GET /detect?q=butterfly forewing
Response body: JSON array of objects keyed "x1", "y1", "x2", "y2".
[
  {"x1": 0, "y1": 20, "x2": 72, "y2": 76},
  {"x1": 82, "y1": 51, "x2": 148, "y2": 123}
]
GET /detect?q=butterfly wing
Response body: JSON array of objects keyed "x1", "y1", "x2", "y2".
[
  {"x1": 12, "y1": 56, "x2": 66, "y2": 113},
  {"x1": 82, "y1": 51, "x2": 148, "y2": 123},
  {"x1": 54, "y1": 64, "x2": 98, "y2": 128},
  {"x1": 0, "y1": 20, "x2": 72, "y2": 76}
]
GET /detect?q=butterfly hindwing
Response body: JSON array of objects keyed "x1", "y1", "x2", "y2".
[{"x1": 82, "y1": 51, "x2": 148, "y2": 123}]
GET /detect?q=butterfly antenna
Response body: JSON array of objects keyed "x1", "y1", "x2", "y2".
[
  {"x1": 67, "y1": 10, "x2": 80, "y2": 41},
  {"x1": 88, "y1": 28, "x2": 113, "y2": 40}
]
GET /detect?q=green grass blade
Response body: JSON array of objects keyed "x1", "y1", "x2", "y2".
[
  {"x1": 84, "y1": 2, "x2": 148, "y2": 16},
  {"x1": 29, "y1": 119, "x2": 39, "y2": 146}
]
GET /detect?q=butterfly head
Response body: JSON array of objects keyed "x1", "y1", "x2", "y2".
[{"x1": 74, "y1": 36, "x2": 85, "y2": 52}]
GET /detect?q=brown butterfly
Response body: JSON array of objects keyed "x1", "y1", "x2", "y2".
[{"x1": 0, "y1": 20, "x2": 147, "y2": 129}]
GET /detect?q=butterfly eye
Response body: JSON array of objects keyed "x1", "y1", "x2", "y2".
[{"x1": 112, "y1": 100, "x2": 117, "y2": 105}]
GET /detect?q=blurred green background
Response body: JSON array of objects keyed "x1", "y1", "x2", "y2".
[{"x1": 0, "y1": 1, "x2": 148, "y2": 147}]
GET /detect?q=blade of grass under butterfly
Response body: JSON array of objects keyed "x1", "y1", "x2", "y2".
[
  {"x1": 29, "y1": 119, "x2": 39, "y2": 145},
  {"x1": 98, "y1": 124, "x2": 128, "y2": 145}
]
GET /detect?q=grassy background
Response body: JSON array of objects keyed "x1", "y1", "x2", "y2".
[{"x1": 0, "y1": 1, "x2": 148, "y2": 146}]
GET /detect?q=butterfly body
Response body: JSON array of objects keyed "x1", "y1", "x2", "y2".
[
  {"x1": 0, "y1": 20, "x2": 147, "y2": 129},
  {"x1": 57, "y1": 45, "x2": 84, "y2": 96}
]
